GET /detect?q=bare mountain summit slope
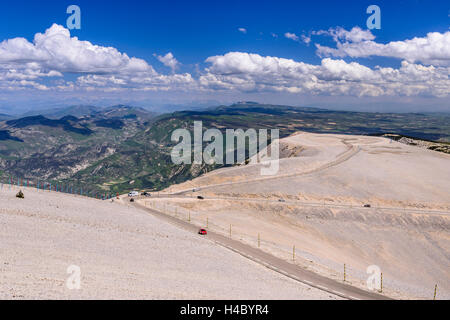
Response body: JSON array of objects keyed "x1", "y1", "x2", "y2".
[
  {"x1": 170, "y1": 132, "x2": 450, "y2": 209},
  {"x1": 0, "y1": 186, "x2": 337, "y2": 300},
  {"x1": 162, "y1": 132, "x2": 450, "y2": 299}
]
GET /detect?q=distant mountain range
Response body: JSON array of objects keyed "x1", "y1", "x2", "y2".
[
  {"x1": 0, "y1": 113, "x2": 14, "y2": 121},
  {"x1": 0, "y1": 102, "x2": 449, "y2": 194}
]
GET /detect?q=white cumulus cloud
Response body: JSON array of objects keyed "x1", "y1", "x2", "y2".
[
  {"x1": 0, "y1": 24, "x2": 448, "y2": 102},
  {"x1": 201, "y1": 52, "x2": 450, "y2": 97},
  {"x1": 0, "y1": 24, "x2": 153, "y2": 74},
  {"x1": 284, "y1": 32, "x2": 300, "y2": 42},
  {"x1": 301, "y1": 35, "x2": 311, "y2": 45},
  {"x1": 154, "y1": 52, "x2": 180, "y2": 73}
]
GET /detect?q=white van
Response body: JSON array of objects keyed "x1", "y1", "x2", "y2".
[{"x1": 128, "y1": 191, "x2": 139, "y2": 197}]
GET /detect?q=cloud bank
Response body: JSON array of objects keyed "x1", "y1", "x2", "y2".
[
  {"x1": 0, "y1": 24, "x2": 448, "y2": 105},
  {"x1": 316, "y1": 27, "x2": 450, "y2": 67},
  {"x1": 202, "y1": 52, "x2": 449, "y2": 97}
]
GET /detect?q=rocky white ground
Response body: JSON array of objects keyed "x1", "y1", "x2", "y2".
[
  {"x1": 160, "y1": 132, "x2": 450, "y2": 299},
  {"x1": 0, "y1": 186, "x2": 338, "y2": 300}
]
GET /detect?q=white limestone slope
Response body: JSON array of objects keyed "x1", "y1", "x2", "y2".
[
  {"x1": 0, "y1": 186, "x2": 337, "y2": 300},
  {"x1": 165, "y1": 132, "x2": 450, "y2": 299}
]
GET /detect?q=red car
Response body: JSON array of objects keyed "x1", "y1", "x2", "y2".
[{"x1": 198, "y1": 228, "x2": 208, "y2": 235}]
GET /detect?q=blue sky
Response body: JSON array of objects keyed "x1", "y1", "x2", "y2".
[{"x1": 0, "y1": 0, "x2": 449, "y2": 113}]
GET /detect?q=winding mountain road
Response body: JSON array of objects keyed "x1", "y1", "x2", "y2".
[
  {"x1": 171, "y1": 140, "x2": 360, "y2": 196},
  {"x1": 133, "y1": 201, "x2": 391, "y2": 300}
]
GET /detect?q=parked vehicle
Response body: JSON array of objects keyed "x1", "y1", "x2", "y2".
[
  {"x1": 198, "y1": 228, "x2": 207, "y2": 235},
  {"x1": 128, "y1": 191, "x2": 139, "y2": 197},
  {"x1": 197, "y1": 196, "x2": 205, "y2": 200},
  {"x1": 141, "y1": 192, "x2": 151, "y2": 197},
  {"x1": 363, "y1": 204, "x2": 371, "y2": 208}
]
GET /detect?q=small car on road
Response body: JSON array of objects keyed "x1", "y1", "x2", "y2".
[
  {"x1": 128, "y1": 191, "x2": 139, "y2": 197},
  {"x1": 198, "y1": 228, "x2": 208, "y2": 235}
]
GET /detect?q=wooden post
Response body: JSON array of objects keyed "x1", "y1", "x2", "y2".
[
  {"x1": 344, "y1": 264, "x2": 346, "y2": 282},
  {"x1": 258, "y1": 233, "x2": 260, "y2": 248},
  {"x1": 229, "y1": 224, "x2": 232, "y2": 238},
  {"x1": 380, "y1": 272, "x2": 383, "y2": 293},
  {"x1": 206, "y1": 217, "x2": 209, "y2": 228},
  {"x1": 434, "y1": 284, "x2": 438, "y2": 300},
  {"x1": 188, "y1": 212, "x2": 191, "y2": 222},
  {"x1": 293, "y1": 245, "x2": 295, "y2": 262}
]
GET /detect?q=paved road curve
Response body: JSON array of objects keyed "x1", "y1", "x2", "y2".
[{"x1": 133, "y1": 201, "x2": 391, "y2": 300}]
